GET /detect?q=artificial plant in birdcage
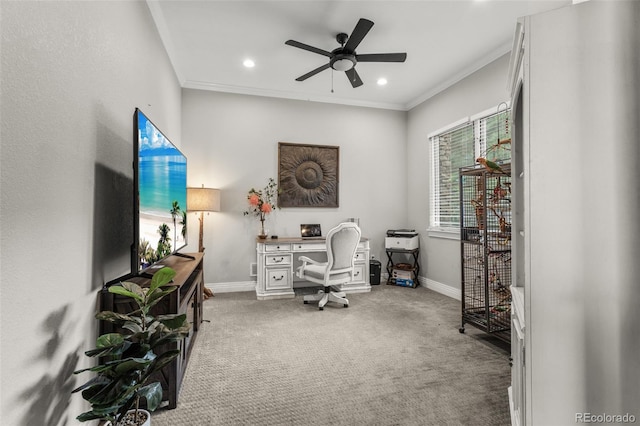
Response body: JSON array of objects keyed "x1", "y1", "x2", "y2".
[{"x1": 476, "y1": 102, "x2": 512, "y2": 174}]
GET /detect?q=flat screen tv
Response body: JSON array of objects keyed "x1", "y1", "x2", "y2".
[{"x1": 133, "y1": 108, "x2": 187, "y2": 273}]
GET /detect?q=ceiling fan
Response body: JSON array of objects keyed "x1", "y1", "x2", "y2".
[{"x1": 285, "y1": 18, "x2": 407, "y2": 88}]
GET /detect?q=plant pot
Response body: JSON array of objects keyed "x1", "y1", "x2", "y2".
[{"x1": 104, "y1": 409, "x2": 151, "y2": 426}]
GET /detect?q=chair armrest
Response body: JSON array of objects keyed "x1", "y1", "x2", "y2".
[
  {"x1": 297, "y1": 256, "x2": 328, "y2": 280},
  {"x1": 298, "y1": 256, "x2": 323, "y2": 266}
]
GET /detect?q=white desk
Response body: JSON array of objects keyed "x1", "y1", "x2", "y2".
[{"x1": 256, "y1": 237, "x2": 371, "y2": 300}]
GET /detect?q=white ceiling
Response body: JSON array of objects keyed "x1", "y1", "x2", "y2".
[{"x1": 147, "y1": 0, "x2": 571, "y2": 111}]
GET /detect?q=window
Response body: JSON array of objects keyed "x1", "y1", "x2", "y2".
[{"x1": 429, "y1": 107, "x2": 511, "y2": 237}]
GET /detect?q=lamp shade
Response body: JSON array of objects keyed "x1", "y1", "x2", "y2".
[{"x1": 187, "y1": 187, "x2": 220, "y2": 212}]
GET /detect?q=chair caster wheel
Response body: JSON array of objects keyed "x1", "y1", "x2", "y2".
[
  {"x1": 459, "y1": 327, "x2": 465, "y2": 333},
  {"x1": 319, "y1": 307, "x2": 324, "y2": 311}
]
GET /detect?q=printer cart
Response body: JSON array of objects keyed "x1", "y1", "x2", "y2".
[{"x1": 385, "y1": 230, "x2": 420, "y2": 288}]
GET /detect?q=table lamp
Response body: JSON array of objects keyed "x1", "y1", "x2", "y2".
[{"x1": 187, "y1": 185, "x2": 221, "y2": 253}]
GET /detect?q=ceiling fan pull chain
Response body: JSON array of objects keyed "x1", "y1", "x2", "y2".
[{"x1": 331, "y1": 69, "x2": 334, "y2": 93}]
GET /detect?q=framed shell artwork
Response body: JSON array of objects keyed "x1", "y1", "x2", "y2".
[{"x1": 277, "y1": 142, "x2": 339, "y2": 208}]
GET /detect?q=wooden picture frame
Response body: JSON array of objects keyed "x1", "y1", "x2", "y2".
[{"x1": 278, "y1": 142, "x2": 339, "y2": 208}]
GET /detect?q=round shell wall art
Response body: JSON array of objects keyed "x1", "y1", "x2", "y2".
[{"x1": 278, "y1": 142, "x2": 339, "y2": 208}]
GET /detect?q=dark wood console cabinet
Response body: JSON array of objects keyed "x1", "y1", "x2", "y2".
[{"x1": 99, "y1": 252, "x2": 204, "y2": 409}]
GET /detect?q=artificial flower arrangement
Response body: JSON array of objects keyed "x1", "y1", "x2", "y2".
[{"x1": 243, "y1": 177, "x2": 279, "y2": 238}]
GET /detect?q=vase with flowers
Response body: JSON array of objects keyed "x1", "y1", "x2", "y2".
[{"x1": 243, "y1": 178, "x2": 279, "y2": 239}]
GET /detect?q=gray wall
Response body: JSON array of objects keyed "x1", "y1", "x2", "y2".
[
  {"x1": 1, "y1": 2, "x2": 181, "y2": 424},
  {"x1": 407, "y1": 54, "x2": 511, "y2": 294},
  {"x1": 181, "y1": 56, "x2": 511, "y2": 293},
  {"x1": 181, "y1": 89, "x2": 407, "y2": 287}
]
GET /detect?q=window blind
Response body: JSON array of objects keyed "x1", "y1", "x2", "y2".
[
  {"x1": 430, "y1": 108, "x2": 511, "y2": 233},
  {"x1": 430, "y1": 122, "x2": 474, "y2": 230}
]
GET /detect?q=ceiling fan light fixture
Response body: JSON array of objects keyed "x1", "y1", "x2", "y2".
[{"x1": 330, "y1": 55, "x2": 355, "y2": 72}]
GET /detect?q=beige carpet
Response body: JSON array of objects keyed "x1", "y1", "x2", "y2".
[{"x1": 151, "y1": 284, "x2": 511, "y2": 425}]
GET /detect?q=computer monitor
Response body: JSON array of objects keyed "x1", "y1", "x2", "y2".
[{"x1": 300, "y1": 224, "x2": 322, "y2": 238}]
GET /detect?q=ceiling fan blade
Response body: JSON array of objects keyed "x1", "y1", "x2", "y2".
[
  {"x1": 356, "y1": 52, "x2": 407, "y2": 63},
  {"x1": 344, "y1": 18, "x2": 374, "y2": 52},
  {"x1": 285, "y1": 40, "x2": 333, "y2": 58},
  {"x1": 345, "y1": 68, "x2": 363, "y2": 88},
  {"x1": 295, "y1": 63, "x2": 331, "y2": 81}
]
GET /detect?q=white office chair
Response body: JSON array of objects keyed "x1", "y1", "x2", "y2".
[{"x1": 297, "y1": 222, "x2": 361, "y2": 310}]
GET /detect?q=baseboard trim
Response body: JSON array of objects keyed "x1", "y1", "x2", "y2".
[
  {"x1": 205, "y1": 278, "x2": 461, "y2": 300},
  {"x1": 420, "y1": 277, "x2": 461, "y2": 301},
  {"x1": 207, "y1": 281, "x2": 256, "y2": 294}
]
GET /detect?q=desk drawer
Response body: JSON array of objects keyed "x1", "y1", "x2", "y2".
[
  {"x1": 352, "y1": 263, "x2": 366, "y2": 283},
  {"x1": 293, "y1": 242, "x2": 325, "y2": 251},
  {"x1": 265, "y1": 243, "x2": 291, "y2": 252},
  {"x1": 265, "y1": 268, "x2": 291, "y2": 291},
  {"x1": 265, "y1": 254, "x2": 292, "y2": 266},
  {"x1": 354, "y1": 251, "x2": 367, "y2": 262}
]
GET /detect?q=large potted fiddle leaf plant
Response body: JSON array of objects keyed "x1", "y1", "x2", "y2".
[{"x1": 72, "y1": 267, "x2": 190, "y2": 426}]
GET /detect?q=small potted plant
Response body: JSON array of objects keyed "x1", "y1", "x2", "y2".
[{"x1": 72, "y1": 267, "x2": 190, "y2": 426}]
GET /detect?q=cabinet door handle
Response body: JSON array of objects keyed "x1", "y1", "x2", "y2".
[
  {"x1": 272, "y1": 257, "x2": 284, "y2": 263},
  {"x1": 272, "y1": 275, "x2": 284, "y2": 281},
  {"x1": 354, "y1": 271, "x2": 360, "y2": 277}
]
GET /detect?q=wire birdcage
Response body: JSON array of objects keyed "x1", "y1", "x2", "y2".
[{"x1": 459, "y1": 162, "x2": 512, "y2": 341}]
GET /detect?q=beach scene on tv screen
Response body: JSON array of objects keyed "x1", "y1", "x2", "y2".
[{"x1": 137, "y1": 112, "x2": 187, "y2": 269}]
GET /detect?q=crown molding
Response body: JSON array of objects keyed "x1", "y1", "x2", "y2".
[
  {"x1": 182, "y1": 80, "x2": 409, "y2": 111},
  {"x1": 404, "y1": 41, "x2": 512, "y2": 111}
]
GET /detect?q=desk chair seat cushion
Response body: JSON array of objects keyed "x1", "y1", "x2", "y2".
[{"x1": 299, "y1": 263, "x2": 352, "y2": 283}]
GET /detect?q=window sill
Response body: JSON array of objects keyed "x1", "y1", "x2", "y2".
[{"x1": 427, "y1": 228, "x2": 460, "y2": 240}]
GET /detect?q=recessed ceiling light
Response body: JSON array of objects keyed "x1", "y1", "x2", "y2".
[
  {"x1": 243, "y1": 59, "x2": 255, "y2": 68},
  {"x1": 377, "y1": 78, "x2": 388, "y2": 86}
]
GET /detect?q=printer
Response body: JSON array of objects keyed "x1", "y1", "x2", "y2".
[{"x1": 385, "y1": 229, "x2": 419, "y2": 250}]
